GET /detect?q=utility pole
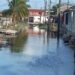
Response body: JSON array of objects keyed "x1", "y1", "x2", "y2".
[
  {"x1": 47, "y1": 0, "x2": 51, "y2": 32},
  {"x1": 44, "y1": 0, "x2": 47, "y2": 25},
  {"x1": 40, "y1": 7, "x2": 42, "y2": 24},
  {"x1": 57, "y1": 0, "x2": 61, "y2": 43},
  {"x1": 67, "y1": 0, "x2": 69, "y2": 10},
  {"x1": 46, "y1": 0, "x2": 51, "y2": 45}
]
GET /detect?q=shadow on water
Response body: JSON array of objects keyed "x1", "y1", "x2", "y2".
[
  {"x1": 8, "y1": 32, "x2": 28, "y2": 53},
  {"x1": 43, "y1": 32, "x2": 46, "y2": 44},
  {"x1": 71, "y1": 48, "x2": 75, "y2": 75},
  {"x1": 57, "y1": 36, "x2": 60, "y2": 49},
  {"x1": 74, "y1": 49, "x2": 75, "y2": 75},
  {"x1": 46, "y1": 31, "x2": 60, "y2": 48},
  {"x1": 47, "y1": 32, "x2": 50, "y2": 45}
]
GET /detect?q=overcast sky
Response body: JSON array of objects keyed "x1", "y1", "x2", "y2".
[{"x1": 0, "y1": 0, "x2": 75, "y2": 11}]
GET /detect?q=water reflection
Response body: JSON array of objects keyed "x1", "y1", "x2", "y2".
[
  {"x1": 0, "y1": 31, "x2": 74, "y2": 75},
  {"x1": 46, "y1": 31, "x2": 60, "y2": 49},
  {"x1": 8, "y1": 32, "x2": 28, "y2": 53},
  {"x1": 0, "y1": 33, "x2": 28, "y2": 53}
]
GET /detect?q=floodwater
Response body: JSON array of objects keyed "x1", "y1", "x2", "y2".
[{"x1": 0, "y1": 32, "x2": 74, "y2": 75}]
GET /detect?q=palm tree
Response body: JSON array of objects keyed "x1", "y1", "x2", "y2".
[{"x1": 8, "y1": 0, "x2": 30, "y2": 24}]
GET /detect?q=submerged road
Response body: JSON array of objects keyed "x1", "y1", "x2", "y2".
[{"x1": 0, "y1": 33, "x2": 74, "y2": 75}]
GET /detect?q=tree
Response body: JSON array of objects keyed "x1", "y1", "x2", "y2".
[
  {"x1": 52, "y1": 4, "x2": 60, "y2": 14},
  {"x1": 7, "y1": 0, "x2": 30, "y2": 24},
  {"x1": 2, "y1": 9, "x2": 12, "y2": 16}
]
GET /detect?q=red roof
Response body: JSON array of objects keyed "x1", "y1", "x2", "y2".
[
  {"x1": 28, "y1": 9, "x2": 45, "y2": 12},
  {"x1": 28, "y1": 9, "x2": 45, "y2": 16}
]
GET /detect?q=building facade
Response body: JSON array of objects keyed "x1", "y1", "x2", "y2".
[
  {"x1": 63, "y1": 6, "x2": 75, "y2": 36},
  {"x1": 28, "y1": 9, "x2": 48, "y2": 24}
]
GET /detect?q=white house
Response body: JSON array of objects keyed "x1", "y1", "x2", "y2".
[
  {"x1": 28, "y1": 9, "x2": 48, "y2": 24},
  {"x1": 2, "y1": 17, "x2": 12, "y2": 25},
  {"x1": 28, "y1": 16, "x2": 48, "y2": 24}
]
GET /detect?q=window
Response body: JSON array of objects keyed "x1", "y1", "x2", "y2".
[{"x1": 29, "y1": 17, "x2": 34, "y2": 22}]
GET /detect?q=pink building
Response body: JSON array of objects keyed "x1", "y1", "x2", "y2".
[
  {"x1": 28, "y1": 9, "x2": 45, "y2": 16},
  {"x1": 28, "y1": 9, "x2": 48, "y2": 24}
]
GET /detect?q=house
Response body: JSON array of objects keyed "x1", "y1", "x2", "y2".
[
  {"x1": 57, "y1": 4, "x2": 73, "y2": 26},
  {"x1": 0, "y1": 17, "x2": 12, "y2": 26},
  {"x1": 66, "y1": 6, "x2": 75, "y2": 35},
  {"x1": 57, "y1": 4, "x2": 73, "y2": 25},
  {"x1": 0, "y1": 11, "x2": 13, "y2": 26},
  {"x1": 56, "y1": 4, "x2": 73, "y2": 35},
  {"x1": 62, "y1": 6, "x2": 75, "y2": 35},
  {"x1": 62, "y1": 5, "x2": 75, "y2": 44},
  {"x1": 57, "y1": 4, "x2": 73, "y2": 15},
  {"x1": 0, "y1": 9, "x2": 48, "y2": 25},
  {"x1": 28, "y1": 9, "x2": 48, "y2": 24}
]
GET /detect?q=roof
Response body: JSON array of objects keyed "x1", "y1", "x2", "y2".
[
  {"x1": 61, "y1": 3, "x2": 73, "y2": 7},
  {"x1": 60, "y1": 5, "x2": 72, "y2": 12},
  {"x1": 69, "y1": 6, "x2": 75, "y2": 10},
  {"x1": 28, "y1": 8, "x2": 45, "y2": 12},
  {"x1": 57, "y1": 4, "x2": 73, "y2": 14}
]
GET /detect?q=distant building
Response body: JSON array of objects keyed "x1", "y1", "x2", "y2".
[
  {"x1": 0, "y1": 9, "x2": 48, "y2": 25},
  {"x1": 1, "y1": 17, "x2": 12, "y2": 25},
  {"x1": 56, "y1": 4, "x2": 73, "y2": 35},
  {"x1": 28, "y1": 9, "x2": 48, "y2": 24},
  {"x1": 57, "y1": 4, "x2": 73, "y2": 15},
  {"x1": 67, "y1": 6, "x2": 75, "y2": 35},
  {"x1": 63, "y1": 5, "x2": 75, "y2": 36},
  {"x1": 28, "y1": 9, "x2": 45, "y2": 16}
]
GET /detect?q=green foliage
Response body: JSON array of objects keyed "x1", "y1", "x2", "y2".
[
  {"x1": 10, "y1": 32, "x2": 28, "y2": 53},
  {"x1": 2, "y1": 9, "x2": 12, "y2": 16},
  {"x1": 39, "y1": 23, "x2": 47, "y2": 29},
  {"x1": 52, "y1": 4, "x2": 60, "y2": 14},
  {"x1": 3, "y1": 0, "x2": 30, "y2": 22}
]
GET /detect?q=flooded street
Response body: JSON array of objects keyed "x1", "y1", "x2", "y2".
[
  {"x1": 0, "y1": 33, "x2": 74, "y2": 75},
  {"x1": 0, "y1": 0, "x2": 75, "y2": 75}
]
